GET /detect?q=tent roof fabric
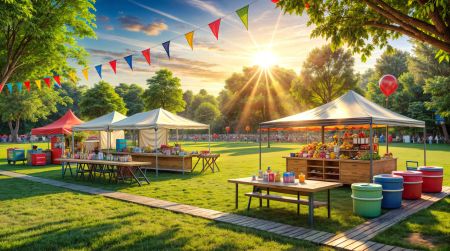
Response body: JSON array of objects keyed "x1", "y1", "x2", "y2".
[
  {"x1": 109, "y1": 108, "x2": 209, "y2": 130},
  {"x1": 260, "y1": 90, "x2": 425, "y2": 128},
  {"x1": 73, "y1": 111, "x2": 127, "y2": 131},
  {"x1": 31, "y1": 110, "x2": 84, "y2": 136}
]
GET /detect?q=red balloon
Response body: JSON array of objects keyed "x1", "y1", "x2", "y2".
[
  {"x1": 271, "y1": 0, "x2": 279, "y2": 3},
  {"x1": 379, "y1": 74, "x2": 398, "y2": 97},
  {"x1": 305, "y1": 2, "x2": 310, "y2": 10}
]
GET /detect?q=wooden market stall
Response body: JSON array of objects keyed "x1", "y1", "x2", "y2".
[
  {"x1": 109, "y1": 108, "x2": 211, "y2": 175},
  {"x1": 259, "y1": 91, "x2": 426, "y2": 184}
]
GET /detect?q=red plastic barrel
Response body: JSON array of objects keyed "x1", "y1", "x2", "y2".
[
  {"x1": 392, "y1": 171, "x2": 423, "y2": 200},
  {"x1": 418, "y1": 166, "x2": 443, "y2": 193}
]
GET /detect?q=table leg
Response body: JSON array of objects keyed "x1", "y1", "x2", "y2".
[
  {"x1": 235, "y1": 183, "x2": 238, "y2": 209},
  {"x1": 137, "y1": 167, "x2": 150, "y2": 184},
  {"x1": 267, "y1": 188, "x2": 270, "y2": 208},
  {"x1": 129, "y1": 167, "x2": 142, "y2": 186},
  {"x1": 61, "y1": 162, "x2": 65, "y2": 178},
  {"x1": 68, "y1": 163, "x2": 73, "y2": 177},
  {"x1": 213, "y1": 158, "x2": 220, "y2": 171},
  {"x1": 192, "y1": 157, "x2": 201, "y2": 171},
  {"x1": 297, "y1": 192, "x2": 300, "y2": 215},
  {"x1": 327, "y1": 189, "x2": 331, "y2": 219},
  {"x1": 308, "y1": 193, "x2": 314, "y2": 227}
]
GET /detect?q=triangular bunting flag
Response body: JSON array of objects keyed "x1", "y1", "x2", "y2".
[
  {"x1": 236, "y1": 5, "x2": 249, "y2": 30},
  {"x1": 69, "y1": 71, "x2": 77, "y2": 82},
  {"x1": 17, "y1": 82, "x2": 23, "y2": 93},
  {"x1": 44, "y1": 77, "x2": 51, "y2": 88},
  {"x1": 185, "y1": 31, "x2": 194, "y2": 50},
  {"x1": 53, "y1": 75, "x2": 61, "y2": 86},
  {"x1": 124, "y1": 55, "x2": 133, "y2": 70},
  {"x1": 54, "y1": 83, "x2": 61, "y2": 88},
  {"x1": 162, "y1": 41, "x2": 170, "y2": 59},
  {"x1": 24, "y1": 81, "x2": 31, "y2": 92},
  {"x1": 82, "y1": 68, "x2": 89, "y2": 81},
  {"x1": 109, "y1": 60, "x2": 117, "y2": 74},
  {"x1": 208, "y1": 18, "x2": 221, "y2": 40},
  {"x1": 35, "y1": 80, "x2": 42, "y2": 90},
  {"x1": 95, "y1": 64, "x2": 103, "y2": 78},
  {"x1": 0, "y1": 83, "x2": 4, "y2": 93},
  {"x1": 141, "y1": 49, "x2": 151, "y2": 65},
  {"x1": 7, "y1": 83, "x2": 13, "y2": 94}
]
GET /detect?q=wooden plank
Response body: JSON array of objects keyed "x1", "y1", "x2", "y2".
[
  {"x1": 365, "y1": 242, "x2": 386, "y2": 251},
  {"x1": 295, "y1": 230, "x2": 321, "y2": 240},
  {"x1": 303, "y1": 231, "x2": 330, "y2": 241},
  {"x1": 354, "y1": 241, "x2": 377, "y2": 251},
  {"x1": 376, "y1": 245, "x2": 395, "y2": 251},
  {"x1": 312, "y1": 232, "x2": 335, "y2": 243}
]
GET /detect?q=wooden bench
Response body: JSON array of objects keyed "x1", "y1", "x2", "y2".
[{"x1": 245, "y1": 192, "x2": 327, "y2": 214}]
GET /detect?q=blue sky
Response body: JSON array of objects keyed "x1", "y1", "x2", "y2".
[{"x1": 78, "y1": 0, "x2": 413, "y2": 94}]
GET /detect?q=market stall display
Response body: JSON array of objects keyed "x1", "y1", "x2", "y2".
[
  {"x1": 260, "y1": 91, "x2": 425, "y2": 183},
  {"x1": 109, "y1": 108, "x2": 210, "y2": 175},
  {"x1": 7, "y1": 148, "x2": 26, "y2": 165}
]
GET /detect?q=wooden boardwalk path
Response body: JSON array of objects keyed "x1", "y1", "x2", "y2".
[{"x1": 1, "y1": 170, "x2": 448, "y2": 251}]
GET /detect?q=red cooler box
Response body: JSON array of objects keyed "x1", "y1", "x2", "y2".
[
  {"x1": 392, "y1": 171, "x2": 423, "y2": 200},
  {"x1": 418, "y1": 166, "x2": 443, "y2": 193},
  {"x1": 51, "y1": 148, "x2": 63, "y2": 164},
  {"x1": 31, "y1": 153, "x2": 47, "y2": 166}
]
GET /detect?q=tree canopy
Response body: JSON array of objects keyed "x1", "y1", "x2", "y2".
[
  {"x1": 291, "y1": 44, "x2": 356, "y2": 107},
  {"x1": 278, "y1": 0, "x2": 450, "y2": 61},
  {"x1": 79, "y1": 81, "x2": 127, "y2": 120},
  {"x1": 115, "y1": 83, "x2": 145, "y2": 115},
  {"x1": 143, "y1": 69, "x2": 185, "y2": 113}
]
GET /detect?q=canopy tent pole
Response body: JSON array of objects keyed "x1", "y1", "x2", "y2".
[
  {"x1": 208, "y1": 125, "x2": 211, "y2": 152},
  {"x1": 321, "y1": 126, "x2": 325, "y2": 143},
  {"x1": 71, "y1": 132, "x2": 75, "y2": 156},
  {"x1": 267, "y1": 128, "x2": 270, "y2": 148},
  {"x1": 155, "y1": 128, "x2": 158, "y2": 176},
  {"x1": 107, "y1": 130, "x2": 111, "y2": 154},
  {"x1": 386, "y1": 125, "x2": 389, "y2": 154},
  {"x1": 259, "y1": 125, "x2": 262, "y2": 170},
  {"x1": 423, "y1": 126, "x2": 427, "y2": 165},
  {"x1": 176, "y1": 129, "x2": 179, "y2": 143},
  {"x1": 369, "y1": 121, "x2": 374, "y2": 182}
]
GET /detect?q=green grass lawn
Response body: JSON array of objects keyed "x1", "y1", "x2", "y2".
[
  {"x1": 0, "y1": 141, "x2": 449, "y2": 250},
  {"x1": 0, "y1": 175, "x2": 331, "y2": 251}
]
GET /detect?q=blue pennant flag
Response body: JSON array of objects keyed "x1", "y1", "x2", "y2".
[
  {"x1": 6, "y1": 83, "x2": 13, "y2": 94},
  {"x1": 16, "y1": 82, "x2": 23, "y2": 93},
  {"x1": 162, "y1": 41, "x2": 170, "y2": 59},
  {"x1": 124, "y1": 55, "x2": 133, "y2": 70},
  {"x1": 54, "y1": 83, "x2": 61, "y2": 88},
  {"x1": 95, "y1": 64, "x2": 103, "y2": 79}
]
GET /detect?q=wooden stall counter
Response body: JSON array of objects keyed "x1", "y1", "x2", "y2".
[
  {"x1": 113, "y1": 152, "x2": 193, "y2": 173},
  {"x1": 284, "y1": 156, "x2": 397, "y2": 184}
]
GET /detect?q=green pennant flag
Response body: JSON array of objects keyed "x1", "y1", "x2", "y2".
[{"x1": 236, "y1": 5, "x2": 249, "y2": 30}]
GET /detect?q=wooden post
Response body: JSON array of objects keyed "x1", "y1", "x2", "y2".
[
  {"x1": 267, "y1": 129, "x2": 270, "y2": 148},
  {"x1": 259, "y1": 125, "x2": 262, "y2": 170},
  {"x1": 423, "y1": 126, "x2": 427, "y2": 165},
  {"x1": 369, "y1": 121, "x2": 374, "y2": 182},
  {"x1": 321, "y1": 126, "x2": 325, "y2": 143}
]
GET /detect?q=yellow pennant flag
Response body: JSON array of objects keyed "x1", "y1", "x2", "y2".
[
  {"x1": 68, "y1": 71, "x2": 77, "y2": 83},
  {"x1": 82, "y1": 68, "x2": 89, "y2": 81},
  {"x1": 185, "y1": 31, "x2": 194, "y2": 50},
  {"x1": 35, "y1": 79, "x2": 42, "y2": 90}
]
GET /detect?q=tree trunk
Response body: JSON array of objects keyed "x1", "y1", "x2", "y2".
[
  {"x1": 8, "y1": 120, "x2": 20, "y2": 142},
  {"x1": 441, "y1": 123, "x2": 449, "y2": 143}
]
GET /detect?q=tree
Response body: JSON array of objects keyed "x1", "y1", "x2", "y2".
[
  {"x1": 79, "y1": 81, "x2": 127, "y2": 120},
  {"x1": 191, "y1": 89, "x2": 218, "y2": 111},
  {"x1": 0, "y1": 0, "x2": 95, "y2": 140},
  {"x1": 179, "y1": 90, "x2": 194, "y2": 118},
  {"x1": 143, "y1": 69, "x2": 185, "y2": 113},
  {"x1": 194, "y1": 102, "x2": 220, "y2": 125},
  {"x1": 424, "y1": 76, "x2": 450, "y2": 142},
  {"x1": 408, "y1": 42, "x2": 450, "y2": 83},
  {"x1": 220, "y1": 65, "x2": 297, "y2": 131},
  {"x1": 0, "y1": 86, "x2": 70, "y2": 141},
  {"x1": 115, "y1": 83, "x2": 145, "y2": 115},
  {"x1": 290, "y1": 45, "x2": 356, "y2": 107},
  {"x1": 278, "y1": 0, "x2": 450, "y2": 61}
]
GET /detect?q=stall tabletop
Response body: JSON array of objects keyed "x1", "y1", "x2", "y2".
[
  {"x1": 56, "y1": 158, "x2": 152, "y2": 167},
  {"x1": 228, "y1": 177, "x2": 342, "y2": 193}
]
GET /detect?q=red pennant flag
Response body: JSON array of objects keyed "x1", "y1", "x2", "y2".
[
  {"x1": 109, "y1": 60, "x2": 117, "y2": 74},
  {"x1": 24, "y1": 81, "x2": 31, "y2": 92},
  {"x1": 44, "y1": 77, "x2": 51, "y2": 88},
  {"x1": 141, "y1": 48, "x2": 151, "y2": 65},
  {"x1": 53, "y1": 76, "x2": 61, "y2": 86},
  {"x1": 208, "y1": 18, "x2": 221, "y2": 40},
  {"x1": 0, "y1": 83, "x2": 4, "y2": 93}
]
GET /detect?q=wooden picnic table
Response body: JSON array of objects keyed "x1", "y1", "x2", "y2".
[
  {"x1": 57, "y1": 158, "x2": 151, "y2": 186},
  {"x1": 192, "y1": 154, "x2": 220, "y2": 173},
  {"x1": 228, "y1": 177, "x2": 342, "y2": 226}
]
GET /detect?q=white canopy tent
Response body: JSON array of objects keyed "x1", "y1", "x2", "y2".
[
  {"x1": 72, "y1": 111, "x2": 127, "y2": 152},
  {"x1": 110, "y1": 108, "x2": 210, "y2": 175},
  {"x1": 260, "y1": 90, "x2": 426, "y2": 180}
]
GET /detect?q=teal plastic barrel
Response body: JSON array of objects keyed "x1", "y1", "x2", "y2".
[{"x1": 351, "y1": 183, "x2": 383, "y2": 218}]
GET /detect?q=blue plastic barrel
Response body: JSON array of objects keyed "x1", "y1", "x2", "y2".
[
  {"x1": 116, "y1": 139, "x2": 127, "y2": 152},
  {"x1": 374, "y1": 174, "x2": 404, "y2": 209}
]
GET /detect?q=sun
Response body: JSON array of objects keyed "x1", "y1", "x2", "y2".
[{"x1": 252, "y1": 50, "x2": 278, "y2": 69}]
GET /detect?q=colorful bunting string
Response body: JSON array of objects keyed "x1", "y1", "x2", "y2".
[
  {"x1": 2, "y1": 0, "x2": 259, "y2": 94},
  {"x1": 208, "y1": 19, "x2": 222, "y2": 40},
  {"x1": 95, "y1": 64, "x2": 103, "y2": 79},
  {"x1": 185, "y1": 31, "x2": 195, "y2": 50},
  {"x1": 124, "y1": 55, "x2": 133, "y2": 70}
]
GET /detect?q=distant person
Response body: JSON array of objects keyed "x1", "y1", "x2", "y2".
[
  {"x1": 380, "y1": 134, "x2": 385, "y2": 143},
  {"x1": 428, "y1": 135, "x2": 433, "y2": 144},
  {"x1": 435, "y1": 135, "x2": 439, "y2": 144}
]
